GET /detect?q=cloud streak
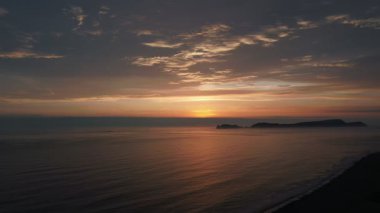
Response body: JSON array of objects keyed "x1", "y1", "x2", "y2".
[
  {"x1": 135, "y1": 30, "x2": 154, "y2": 36},
  {"x1": 143, "y1": 40, "x2": 184, "y2": 48},
  {"x1": 326, "y1": 14, "x2": 380, "y2": 29},
  {"x1": 0, "y1": 50, "x2": 64, "y2": 59},
  {"x1": 297, "y1": 20, "x2": 319, "y2": 29},
  {"x1": 133, "y1": 24, "x2": 293, "y2": 84}
]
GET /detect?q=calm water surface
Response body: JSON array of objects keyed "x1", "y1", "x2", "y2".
[{"x1": 1, "y1": 127, "x2": 380, "y2": 212}]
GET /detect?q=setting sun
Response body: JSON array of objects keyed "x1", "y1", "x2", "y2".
[{"x1": 192, "y1": 109, "x2": 217, "y2": 118}]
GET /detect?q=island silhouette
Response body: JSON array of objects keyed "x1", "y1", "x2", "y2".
[{"x1": 217, "y1": 119, "x2": 367, "y2": 129}]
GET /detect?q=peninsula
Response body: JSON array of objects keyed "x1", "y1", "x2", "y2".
[{"x1": 216, "y1": 119, "x2": 367, "y2": 129}]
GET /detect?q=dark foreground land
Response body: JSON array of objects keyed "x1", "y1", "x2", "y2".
[{"x1": 274, "y1": 153, "x2": 380, "y2": 213}]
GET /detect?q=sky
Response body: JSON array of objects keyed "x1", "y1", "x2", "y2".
[{"x1": 0, "y1": 0, "x2": 379, "y2": 118}]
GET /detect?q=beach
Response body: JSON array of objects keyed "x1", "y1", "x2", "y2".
[{"x1": 275, "y1": 152, "x2": 380, "y2": 212}]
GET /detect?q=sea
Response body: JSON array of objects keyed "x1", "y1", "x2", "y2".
[{"x1": 0, "y1": 117, "x2": 379, "y2": 212}]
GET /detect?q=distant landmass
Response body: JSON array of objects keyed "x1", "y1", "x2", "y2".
[
  {"x1": 216, "y1": 119, "x2": 367, "y2": 129},
  {"x1": 216, "y1": 124, "x2": 242, "y2": 129}
]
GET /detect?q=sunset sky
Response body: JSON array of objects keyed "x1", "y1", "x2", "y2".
[{"x1": 0, "y1": 0, "x2": 379, "y2": 118}]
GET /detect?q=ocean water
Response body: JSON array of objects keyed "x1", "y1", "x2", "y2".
[{"x1": 0, "y1": 126, "x2": 380, "y2": 212}]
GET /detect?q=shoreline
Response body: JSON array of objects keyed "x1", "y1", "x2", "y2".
[
  {"x1": 269, "y1": 152, "x2": 380, "y2": 212},
  {"x1": 263, "y1": 153, "x2": 368, "y2": 213}
]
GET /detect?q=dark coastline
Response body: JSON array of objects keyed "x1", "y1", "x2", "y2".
[{"x1": 273, "y1": 152, "x2": 380, "y2": 213}]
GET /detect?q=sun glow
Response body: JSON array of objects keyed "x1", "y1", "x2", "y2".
[{"x1": 192, "y1": 109, "x2": 216, "y2": 118}]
